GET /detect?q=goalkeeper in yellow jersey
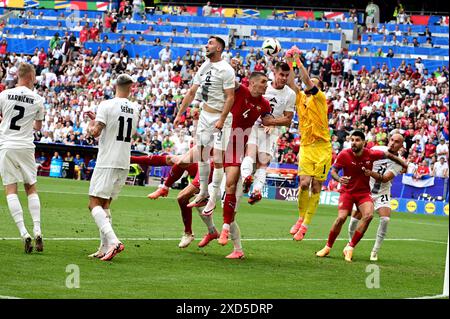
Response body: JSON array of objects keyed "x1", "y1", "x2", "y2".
[{"x1": 285, "y1": 46, "x2": 332, "y2": 241}]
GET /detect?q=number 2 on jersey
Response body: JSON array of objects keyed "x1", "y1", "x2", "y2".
[
  {"x1": 9, "y1": 105, "x2": 25, "y2": 131},
  {"x1": 116, "y1": 116, "x2": 132, "y2": 142}
]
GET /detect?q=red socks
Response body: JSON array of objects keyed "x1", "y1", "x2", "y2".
[
  {"x1": 130, "y1": 155, "x2": 167, "y2": 166},
  {"x1": 164, "y1": 164, "x2": 185, "y2": 188},
  {"x1": 349, "y1": 231, "x2": 364, "y2": 248},
  {"x1": 177, "y1": 196, "x2": 192, "y2": 234},
  {"x1": 326, "y1": 230, "x2": 339, "y2": 248},
  {"x1": 223, "y1": 194, "x2": 237, "y2": 224}
]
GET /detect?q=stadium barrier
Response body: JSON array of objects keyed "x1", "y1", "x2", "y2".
[{"x1": 249, "y1": 186, "x2": 449, "y2": 216}]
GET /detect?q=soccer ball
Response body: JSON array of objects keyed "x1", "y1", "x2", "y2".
[{"x1": 262, "y1": 38, "x2": 282, "y2": 57}]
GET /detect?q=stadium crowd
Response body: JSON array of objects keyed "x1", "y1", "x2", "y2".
[{"x1": 0, "y1": 6, "x2": 448, "y2": 182}]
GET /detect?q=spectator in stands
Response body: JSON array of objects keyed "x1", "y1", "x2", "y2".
[
  {"x1": 386, "y1": 48, "x2": 395, "y2": 58},
  {"x1": 412, "y1": 37, "x2": 420, "y2": 47},
  {"x1": 282, "y1": 148, "x2": 297, "y2": 164},
  {"x1": 401, "y1": 37, "x2": 409, "y2": 46},
  {"x1": 250, "y1": 30, "x2": 258, "y2": 40},
  {"x1": 159, "y1": 45, "x2": 172, "y2": 63},
  {"x1": 390, "y1": 35, "x2": 401, "y2": 46},
  {"x1": 414, "y1": 160, "x2": 430, "y2": 179},
  {"x1": 393, "y1": 25, "x2": 402, "y2": 36},
  {"x1": 0, "y1": 39, "x2": 7, "y2": 59},
  {"x1": 202, "y1": 1, "x2": 213, "y2": 16},
  {"x1": 342, "y1": 54, "x2": 357, "y2": 80},
  {"x1": 40, "y1": 131, "x2": 53, "y2": 143},
  {"x1": 378, "y1": 25, "x2": 389, "y2": 36},
  {"x1": 436, "y1": 138, "x2": 449, "y2": 160},
  {"x1": 432, "y1": 157, "x2": 449, "y2": 178},
  {"x1": 80, "y1": 26, "x2": 89, "y2": 44},
  {"x1": 374, "y1": 48, "x2": 385, "y2": 57},
  {"x1": 239, "y1": 40, "x2": 247, "y2": 49}
]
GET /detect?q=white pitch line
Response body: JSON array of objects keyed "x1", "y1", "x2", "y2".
[
  {"x1": 0, "y1": 238, "x2": 446, "y2": 244},
  {"x1": 0, "y1": 295, "x2": 21, "y2": 299},
  {"x1": 407, "y1": 294, "x2": 449, "y2": 299}
]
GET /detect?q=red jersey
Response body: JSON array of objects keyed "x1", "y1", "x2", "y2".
[
  {"x1": 224, "y1": 85, "x2": 271, "y2": 167},
  {"x1": 332, "y1": 148, "x2": 385, "y2": 194},
  {"x1": 231, "y1": 85, "x2": 271, "y2": 130},
  {"x1": 80, "y1": 29, "x2": 89, "y2": 43}
]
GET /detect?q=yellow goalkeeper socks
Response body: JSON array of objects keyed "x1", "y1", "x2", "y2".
[
  {"x1": 303, "y1": 192, "x2": 321, "y2": 226},
  {"x1": 297, "y1": 188, "x2": 309, "y2": 219}
]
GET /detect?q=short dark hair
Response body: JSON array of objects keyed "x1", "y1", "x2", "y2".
[
  {"x1": 351, "y1": 130, "x2": 366, "y2": 141},
  {"x1": 274, "y1": 62, "x2": 290, "y2": 72},
  {"x1": 209, "y1": 36, "x2": 225, "y2": 52},
  {"x1": 249, "y1": 72, "x2": 267, "y2": 80}
]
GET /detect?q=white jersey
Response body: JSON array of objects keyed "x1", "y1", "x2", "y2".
[
  {"x1": 257, "y1": 82, "x2": 296, "y2": 131},
  {"x1": 95, "y1": 97, "x2": 140, "y2": 169},
  {"x1": 0, "y1": 86, "x2": 44, "y2": 150},
  {"x1": 193, "y1": 59, "x2": 235, "y2": 112},
  {"x1": 370, "y1": 146, "x2": 403, "y2": 196}
]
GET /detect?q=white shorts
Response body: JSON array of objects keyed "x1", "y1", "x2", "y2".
[
  {"x1": 0, "y1": 148, "x2": 37, "y2": 186},
  {"x1": 352, "y1": 193, "x2": 390, "y2": 212},
  {"x1": 196, "y1": 111, "x2": 232, "y2": 151},
  {"x1": 373, "y1": 193, "x2": 391, "y2": 211},
  {"x1": 247, "y1": 126, "x2": 278, "y2": 158},
  {"x1": 89, "y1": 168, "x2": 129, "y2": 200}
]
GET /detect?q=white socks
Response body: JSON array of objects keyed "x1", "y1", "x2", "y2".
[
  {"x1": 198, "y1": 161, "x2": 210, "y2": 197},
  {"x1": 252, "y1": 168, "x2": 267, "y2": 192},
  {"x1": 230, "y1": 222, "x2": 242, "y2": 251},
  {"x1": 373, "y1": 217, "x2": 390, "y2": 253},
  {"x1": 28, "y1": 194, "x2": 41, "y2": 237},
  {"x1": 91, "y1": 206, "x2": 119, "y2": 246},
  {"x1": 204, "y1": 167, "x2": 224, "y2": 212},
  {"x1": 348, "y1": 216, "x2": 360, "y2": 241},
  {"x1": 7, "y1": 194, "x2": 29, "y2": 238},
  {"x1": 240, "y1": 156, "x2": 254, "y2": 180},
  {"x1": 197, "y1": 207, "x2": 216, "y2": 233}
]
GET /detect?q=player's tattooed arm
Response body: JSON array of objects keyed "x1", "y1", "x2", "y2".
[
  {"x1": 261, "y1": 111, "x2": 293, "y2": 127},
  {"x1": 87, "y1": 121, "x2": 105, "y2": 138}
]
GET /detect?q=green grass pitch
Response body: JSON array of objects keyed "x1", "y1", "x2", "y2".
[{"x1": 0, "y1": 177, "x2": 448, "y2": 299}]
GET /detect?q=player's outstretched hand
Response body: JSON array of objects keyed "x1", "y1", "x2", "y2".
[
  {"x1": 173, "y1": 114, "x2": 181, "y2": 127},
  {"x1": 339, "y1": 176, "x2": 351, "y2": 184},
  {"x1": 85, "y1": 111, "x2": 96, "y2": 120}
]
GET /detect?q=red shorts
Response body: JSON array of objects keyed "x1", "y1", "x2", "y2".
[
  {"x1": 186, "y1": 163, "x2": 198, "y2": 178},
  {"x1": 338, "y1": 192, "x2": 373, "y2": 211},
  {"x1": 223, "y1": 131, "x2": 248, "y2": 168}
]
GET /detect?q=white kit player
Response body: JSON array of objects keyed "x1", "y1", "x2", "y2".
[
  {"x1": 174, "y1": 36, "x2": 235, "y2": 212},
  {"x1": 348, "y1": 134, "x2": 405, "y2": 261},
  {"x1": 240, "y1": 62, "x2": 296, "y2": 204},
  {"x1": 0, "y1": 63, "x2": 44, "y2": 254},
  {"x1": 86, "y1": 74, "x2": 139, "y2": 262}
]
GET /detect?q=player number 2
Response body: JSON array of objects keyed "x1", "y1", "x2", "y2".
[
  {"x1": 116, "y1": 116, "x2": 132, "y2": 142},
  {"x1": 9, "y1": 105, "x2": 25, "y2": 131}
]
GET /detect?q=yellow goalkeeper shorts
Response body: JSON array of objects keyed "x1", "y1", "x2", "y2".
[{"x1": 298, "y1": 141, "x2": 332, "y2": 181}]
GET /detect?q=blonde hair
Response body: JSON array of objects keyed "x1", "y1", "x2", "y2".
[{"x1": 18, "y1": 63, "x2": 35, "y2": 79}]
